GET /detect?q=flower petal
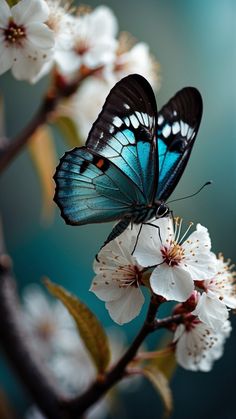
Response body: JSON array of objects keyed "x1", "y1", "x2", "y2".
[
  {"x1": 105, "y1": 287, "x2": 144, "y2": 324},
  {"x1": 27, "y1": 22, "x2": 54, "y2": 49},
  {"x1": 89, "y1": 6, "x2": 118, "y2": 38},
  {"x1": 192, "y1": 292, "x2": 229, "y2": 330},
  {"x1": 0, "y1": 0, "x2": 11, "y2": 27},
  {"x1": 150, "y1": 264, "x2": 194, "y2": 302},
  {"x1": 90, "y1": 273, "x2": 125, "y2": 302},
  {"x1": 12, "y1": 0, "x2": 49, "y2": 25},
  {"x1": 0, "y1": 42, "x2": 13, "y2": 75},
  {"x1": 134, "y1": 217, "x2": 174, "y2": 267}
]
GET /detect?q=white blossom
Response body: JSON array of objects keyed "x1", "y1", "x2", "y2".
[
  {"x1": 91, "y1": 224, "x2": 145, "y2": 325},
  {"x1": 55, "y1": 5, "x2": 118, "y2": 76},
  {"x1": 192, "y1": 256, "x2": 236, "y2": 330},
  {"x1": 32, "y1": 0, "x2": 76, "y2": 81},
  {"x1": 134, "y1": 217, "x2": 217, "y2": 302},
  {"x1": 106, "y1": 41, "x2": 160, "y2": 89},
  {"x1": 174, "y1": 316, "x2": 231, "y2": 371},
  {"x1": 22, "y1": 284, "x2": 75, "y2": 361},
  {"x1": 60, "y1": 76, "x2": 112, "y2": 141},
  {"x1": 0, "y1": 0, "x2": 54, "y2": 82}
]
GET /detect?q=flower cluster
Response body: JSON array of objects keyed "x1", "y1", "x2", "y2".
[
  {"x1": 0, "y1": 0, "x2": 159, "y2": 87},
  {"x1": 91, "y1": 217, "x2": 235, "y2": 371}
]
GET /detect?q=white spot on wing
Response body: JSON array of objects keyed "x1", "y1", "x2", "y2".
[
  {"x1": 180, "y1": 121, "x2": 188, "y2": 137},
  {"x1": 113, "y1": 116, "x2": 123, "y2": 128},
  {"x1": 109, "y1": 125, "x2": 115, "y2": 134},
  {"x1": 124, "y1": 117, "x2": 130, "y2": 127},
  {"x1": 187, "y1": 127, "x2": 194, "y2": 140},
  {"x1": 130, "y1": 114, "x2": 139, "y2": 129},
  {"x1": 135, "y1": 111, "x2": 143, "y2": 124},
  {"x1": 158, "y1": 115, "x2": 164, "y2": 125},
  {"x1": 172, "y1": 121, "x2": 180, "y2": 135},
  {"x1": 124, "y1": 103, "x2": 130, "y2": 109},
  {"x1": 100, "y1": 132, "x2": 104, "y2": 139},
  {"x1": 162, "y1": 124, "x2": 171, "y2": 138},
  {"x1": 143, "y1": 113, "x2": 149, "y2": 126},
  {"x1": 173, "y1": 110, "x2": 177, "y2": 116}
]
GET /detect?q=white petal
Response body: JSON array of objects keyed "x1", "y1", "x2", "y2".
[
  {"x1": 0, "y1": 0, "x2": 11, "y2": 27},
  {"x1": 150, "y1": 265, "x2": 194, "y2": 302},
  {"x1": 90, "y1": 274, "x2": 125, "y2": 302},
  {"x1": 89, "y1": 6, "x2": 118, "y2": 38},
  {"x1": 12, "y1": 0, "x2": 49, "y2": 25},
  {"x1": 55, "y1": 50, "x2": 81, "y2": 74},
  {"x1": 0, "y1": 43, "x2": 13, "y2": 75},
  {"x1": 192, "y1": 292, "x2": 229, "y2": 330},
  {"x1": 83, "y1": 40, "x2": 117, "y2": 68},
  {"x1": 134, "y1": 217, "x2": 174, "y2": 267},
  {"x1": 105, "y1": 287, "x2": 144, "y2": 324},
  {"x1": 27, "y1": 22, "x2": 55, "y2": 49}
]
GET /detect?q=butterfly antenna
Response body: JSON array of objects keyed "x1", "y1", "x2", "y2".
[{"x1": 167, "y1": 181, "x2": 213, "y2": 204}]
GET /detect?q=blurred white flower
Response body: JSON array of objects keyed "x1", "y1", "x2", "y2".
[
  {"x1": 55, "y1": 5, "x2": 118, "y2": 76},
  {"x1": 60, "y1": 76, "x2": 112, "y2": 141},
  {"x1": 174, "y1": 316, "x2": 231, "y2": 371},
  {"x1": 22, "y1": 284, "x2": 74, "y2": 361},
  {"x1": 32, "y1": 0, "x2": 76, "y2": 81},
  {"x1": 192, "y1": 256, "x2": 236, "y2": 330},
  {"x1": 0, "y1": 0, "x2": 54, "y2": 81},
  {"x1": 91, "y1": 225, "x2": 145, "y2": 325},
  {"x1": 134, "y1": 217, "x2": 217, "y2": 302},
  {"x1": 107, "y1": 41, "x2": 160, "y2": 89}
]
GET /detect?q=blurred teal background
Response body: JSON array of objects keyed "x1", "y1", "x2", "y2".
[{"x1": 0, "y1": 0, "x2": 236, "y2": 418}]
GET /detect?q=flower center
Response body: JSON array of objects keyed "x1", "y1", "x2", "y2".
[
  {"x1": 75, "y1": 39, "x2": 89, "y2": 56},
  {"x1": 4, "y1": 20, "x2": 26, "y2": 46},
  {"x1": 116, "y1": 264, "x2": 142, "y2": 288},
  {"x1": 161, "y1": 242, "x2": 185, "y2": 267}
]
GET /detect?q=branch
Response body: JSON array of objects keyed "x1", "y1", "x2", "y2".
[
  {"x1": 0, "y1": 67, "x2": 101, "y2": 173},
  {"x1": 0, "y1": 224, "x2": 67, "y2": 419},
  {"x1": 63, "y1": 296, "x2": 181, "y2": 417}
]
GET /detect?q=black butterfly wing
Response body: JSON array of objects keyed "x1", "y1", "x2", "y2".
[{"x1": 156, "y1": 87, "x2": 203, "y2": 201}]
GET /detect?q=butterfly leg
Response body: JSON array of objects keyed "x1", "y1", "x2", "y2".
[
  {"x1": 96, "y1": 219, "x2": 131, "y2": 261},
  {"x1": 131, "y1": 224, "x2": 143, "y2": 255}
]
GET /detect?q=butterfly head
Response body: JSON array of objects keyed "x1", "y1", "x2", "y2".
[{"x1": 155, "y1": 201, "x2": 169, "y2": 218}]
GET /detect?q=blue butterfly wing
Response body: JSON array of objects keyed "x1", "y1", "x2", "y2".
[
  {"x1": 54, "y1": 74, "x2": 158, "y2": 226},
  {"x1": 156, "y1": 87, "x2": 203, "y2": 201}
]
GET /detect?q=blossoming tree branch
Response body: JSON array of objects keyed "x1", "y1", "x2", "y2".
[{"x1": 0, "y1": 1, "x2": 235, "y2": 418}]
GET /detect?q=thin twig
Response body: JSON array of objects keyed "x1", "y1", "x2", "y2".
[{"x1": 0, "y1": 67, "x2": 101, "y2": 173}]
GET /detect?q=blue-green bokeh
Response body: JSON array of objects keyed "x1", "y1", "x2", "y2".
[{"x1": 0, "y1": 0, "x2": 236, "y2": 418}]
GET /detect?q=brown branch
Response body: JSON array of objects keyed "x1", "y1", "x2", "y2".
[
  {"x1": 0, "y1": 67, "x2": 102, "y2": 173},
  {"x1": 63, "y1": 296, "x2": 181, "y2": 417}
]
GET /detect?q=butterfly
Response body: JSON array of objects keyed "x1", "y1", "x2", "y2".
[{"x1": 54, "y1": 74, "x2": 203, "y2": 245}]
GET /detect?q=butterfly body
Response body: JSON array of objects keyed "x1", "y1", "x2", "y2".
[{"x1": 54, "y1": 74, "x2": 203, "y2": 244}]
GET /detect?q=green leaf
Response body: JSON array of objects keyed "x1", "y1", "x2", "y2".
[
  {"x1": 44, "y1": 279, "x2": 111, "y2": 373},
  {"x1": 142, "y1": 365, "x2": 173, "y2": 419},
  {"x1": 54, "y1": 115, "x2": 83, "y2": 148},
  {"x1": 148, "y1": 346, "x2": 177, "y2": 381},
  {"x1": 28, "y1": 126, "x2": 57, "y2": 223}
]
